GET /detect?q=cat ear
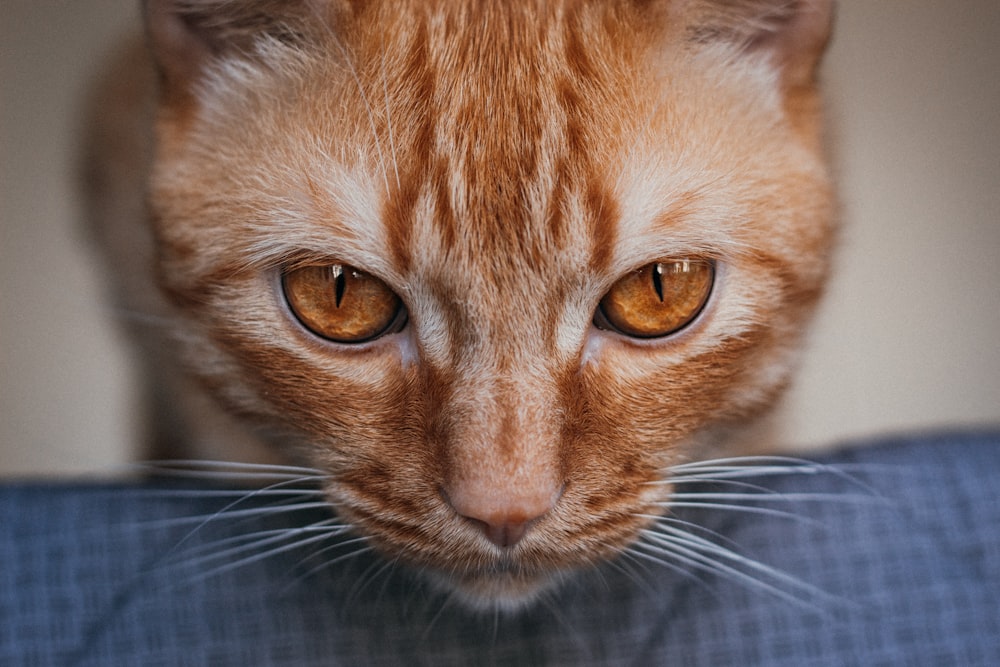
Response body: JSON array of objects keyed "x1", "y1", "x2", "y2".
[
  {"x1": 679, "y1": 0, "x2": 835, "y2": 87},
  {"x1": 143, "y1": 0, "x2": 328, "y2": 98}
]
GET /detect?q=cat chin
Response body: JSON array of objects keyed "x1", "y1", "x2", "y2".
[{"x1": 423, "y1": 566, "x2": 572, "y2": 613}]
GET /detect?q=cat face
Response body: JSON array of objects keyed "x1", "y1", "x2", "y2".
[{"x1": 145, "y1": 0, "x2": 834, "y2": 608}]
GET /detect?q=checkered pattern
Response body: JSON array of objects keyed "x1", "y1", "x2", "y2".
[{"x1": 3, "y1": 432, "x2": 999, "y2": 666}]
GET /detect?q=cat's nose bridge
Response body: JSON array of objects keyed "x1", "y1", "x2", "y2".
[{"x1": 440, "y1": 366, "x2": 566, "y2": 547}]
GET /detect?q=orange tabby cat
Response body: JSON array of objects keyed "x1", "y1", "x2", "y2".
[{"x1": 82, "y1": 0, "x2": 835, "y2": 609}]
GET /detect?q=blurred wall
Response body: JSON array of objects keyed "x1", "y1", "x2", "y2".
[{"x1": 2, "y1": 1, "x2": 999, "y2": 476}]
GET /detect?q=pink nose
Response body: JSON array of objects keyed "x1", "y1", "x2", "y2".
[
  {"x1": 445, "y1": 487, "x2": 561, "y2": 548},
  {"x1": 463, "y1": 515, "x2": 532, "y2": 548}
]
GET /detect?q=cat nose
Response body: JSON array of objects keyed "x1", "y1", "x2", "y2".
[
  {"x1": 465, "y1": 516, "x2": 531, "y2": 548},
  {"x1": 444, "y1": 486, "x2": 562, "y2": 549}
]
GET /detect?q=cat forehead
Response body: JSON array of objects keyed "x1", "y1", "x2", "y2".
[{"x1": 184, "y1": 0, "x2": 798, "y2": 286}]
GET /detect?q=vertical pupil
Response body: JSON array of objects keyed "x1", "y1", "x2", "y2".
[
  {"x1": 332, "y1": 264, "x2": 346, "y2": 308},
  {"x1": 652, "y1": 263, "x2": 665, "y2": 302}
]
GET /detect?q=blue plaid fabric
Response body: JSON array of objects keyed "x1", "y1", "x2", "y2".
[{"x1": 3, "y1": 431, "x2": 999, "y2": 666}]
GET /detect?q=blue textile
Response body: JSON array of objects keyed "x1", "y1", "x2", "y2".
[{"x1": 2, "y1": 431, "x2": 999, "y2": 666}]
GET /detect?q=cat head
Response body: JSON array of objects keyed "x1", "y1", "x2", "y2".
[{"x1": 144, "y1": 0, "x2": 835, "y2": 609}]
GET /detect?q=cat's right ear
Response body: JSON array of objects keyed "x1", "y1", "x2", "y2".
[{"x1": 675, "y1": 0, "x2": 835, "y2": 89}]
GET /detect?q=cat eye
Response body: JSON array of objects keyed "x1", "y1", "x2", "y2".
[
  {"x1": 282, "y1": 264, "x2": 406, "y2": 343},
  {"x1": 595, "y1": 260, "x2": 714, "y2": 338}
]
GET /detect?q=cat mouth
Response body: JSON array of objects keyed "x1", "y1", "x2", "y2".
[
  {"x1": 350, "y1": 519, "x2": 598, "y2": 608},
  {"x1": 335, "y1": 487, "x2": 661, "y2": 609},
  {"x1": 404, "y1": 523, "x2": 645, "y2": 610},
  {"x1": 424, "y1": 562, "x2": 572, "y2": 611}
]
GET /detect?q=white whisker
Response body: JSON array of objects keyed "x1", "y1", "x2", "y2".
[
  {"x1": 657, "y1": 501, "x2": 825, "y2": 526},
  {"x1": 635, "y1": 529, "x2": 844, "y2": 612},
  {"x1": 666, "y1": 476, "x2": 779, "y2": 487},
  {"x1": 291, "y1": 536, "x2": 374, "y2": 579},
  {"x1": 142, "y1": 467, "x2": 333, "y2": 556},
  {"x1": 178, "y1": 526, "x2": 352, "y2": 584},
  {"x1": 421, "y1": 583, "x2": 464, "y2": 641},
  {"x1": 668, "y1": 456, "x2": 887, "y2": 482},
  {"x1": 345, "y1": 553, "x2": 403, "y2": 605},
  {"x1": 607, "y1": 542, "x2": 677, "y2": 586},
  {"x1": 662, "y1": 458, "x2": 889, "y2": 504},
  {"x1": 140, "y1": 501, "x2": 336, "y2": 530},
  {"x1": 623, "y1": 540, "x2": 716, "y2": 588},
  {"x1": 651, "y1": 526, "x2": 840, "y2": 602},
  {"x1": 310, "y1": 5, "x2": 391, "y2": 194},
  {"x1": 280, "y1": 540, "x2": 379, "y2": 595},
  {"x1": 140, "y1": 459, "x2": 325, "y2": 478},
  {"x1": 666, "y1": 492, "x2": 880, "y2": 505},
  {"x1": 634, "y1": 537, "x2": 803, "y2": 605},
  {"x1": 626, "y1": 452, "x2": 884, "y2": 612},
  {"x1": 127, "y1": 488, "x2": 324, "y2": 500},
  {"x1": 636, "y1": 513, "x2": 743, "y2": 552},
  {"x1": 668, "y1": 454, "x2": 815, "y2": 470},
  {"x1": 165, "y1": 519, "x2": 346, "y2": 566},
  {"x1": 380, "y1": 36, "x2": 401, "y2": 190}
]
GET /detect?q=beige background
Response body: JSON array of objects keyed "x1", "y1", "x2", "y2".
[{"x1": 2, "y1": 1, "x2": 999, "y2": 477}]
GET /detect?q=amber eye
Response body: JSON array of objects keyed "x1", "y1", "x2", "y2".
[
  {"x1": 595, "y1": 259, "x2": 714, "y2": 338},
  {"x1": 282, "y1": 264, "x2": 405, "y2": 343}
]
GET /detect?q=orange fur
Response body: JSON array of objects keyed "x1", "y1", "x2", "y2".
[{"x1": 84, "y1": 0, "x2": 836, "y2": 608}]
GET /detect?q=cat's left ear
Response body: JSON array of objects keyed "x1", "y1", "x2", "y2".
[
  {"x1": 142, "y1": 0, "x2": 334, "y2": 103},
  {"x1": 678, "y1": 0, "x2": 835, "y2": 88}
]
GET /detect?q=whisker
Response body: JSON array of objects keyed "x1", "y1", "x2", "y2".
[
  {"x1": 139, "y1": 501, "x2": 335, "y2": 530},
  {"x1": 669, "y1": 454, "x2": 837, "y2": 470},
  {"x1": 380, "y1": 35, "x2": 401, "y2": 190},
  {"x1": 663, "y1": 476, "x2": 827, "y2": 503},
  {"x1": 421, "y1": 586, "x2": 463, "y2": 642},
  {"x1": 289, "y1": 536, "x2": 375, "y2": 581},
  {"x1": 123, "y1": 488, "x2": 324, "y2": 500},
  {"x1": 140, "y1": 459, "x2": 325, "y2": 478},
  {"x1": 636, "y1": 513, "x2": 744, "y2": 553},
  {"x1": 666, "y1": 491, "x2": 881, "y2": 505},
  {"x1": 140, "y1": 465, "x2": 333, "y2": 555},
  {"x1": 164, "y1": 519, "x2": 346, "y2": 567},
  {"x1": 623, "y1": 538, "x2": 716, "y2": 589},
  {"x1": 140, "y1": 498, "x2": 330, "y2": 528},
  {"x1": 669, "y1": 467, "x2": 814, "y2": 479},
  {"x1": 176, "y1": 526, "x2": 352, "y2": 585},
  {"x1": 609, "y1": 541, "x2": 684, "y2": 587},
  {"x1": 309, "y1": 4, "x2": 391, "y2": 193},
  {"x1": 666, "y1": 476, "x2": 783, "y2": 487},
  {"x1": 534, "y1": 590, "x2": 596, "y2": 659},
  {"x1": 664, "y1": 458, "x2": 890, "y2": 503},
  {"x1": 279, "y1": 540, "x2": 380, "y2": 597},
  {"x1": 649, "y1": 526, "x2": 844, "y2": 606},
  {"x1": 657, "y1": 501, "x2": 825, "y2": 526},
  {"x1": 635, "y1": 530, "x2": 844, "y2": 612},
  {"x1": 633, "y1": 537, "x2": 801, "y2": 606},
  {"x1": 633, "y1": 453, "x2": 883, "y2": 613},
  {"x1": 345, "y1": 553, "x2": 403, "y2": 606},
  {"x1": 668, "y1": 456, "x2": 888, "y2": 482}
]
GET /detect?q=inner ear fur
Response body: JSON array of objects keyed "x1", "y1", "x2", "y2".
[
  {"x1": 143, "y1": 0, "x2": 341, "y2": 96},
  {"x1": 677, "y1": 0, "x2": 835, "y2": 87}
]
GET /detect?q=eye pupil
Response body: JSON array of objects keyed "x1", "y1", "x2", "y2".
[
  {"x1": 332, "y1": 265, "x2": 346, "y2": 308},
  {"x1": 652, "y1": 263, "x2": 665, "y2": 302},
  {"x1": 596, "y1": 259, "x2": 714, "y2": 339}
]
